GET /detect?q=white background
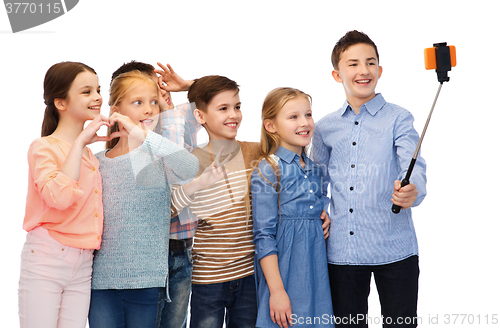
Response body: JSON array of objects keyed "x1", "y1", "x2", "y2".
[{"x1": 1, "y1": 1, "x2": 499, "y2": 327}]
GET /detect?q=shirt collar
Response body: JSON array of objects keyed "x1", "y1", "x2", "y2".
[
  {"x1": 274, "y1": 146, "x2": 315, "y2": 171},
  {"x1": 341, "y1": 93, "x2": 386, "y2": 116},
  {"x1": 274, "y1": 146, "x2": 297, "y2": 164}
]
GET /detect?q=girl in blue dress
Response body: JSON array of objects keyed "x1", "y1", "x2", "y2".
[{"x1": 251, "y1": 87, "x2": 334, "y2": 328}]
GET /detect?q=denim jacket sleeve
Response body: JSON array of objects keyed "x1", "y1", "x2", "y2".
[{"x1": 251, "y1": 158, "x2": 280, "y2": 261}]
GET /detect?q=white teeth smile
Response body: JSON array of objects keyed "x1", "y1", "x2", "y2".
[
  {"x1": 89, "y1": 106, "x2": 100, "y2": 110},
  {"x1": 141, "y1": 119, "x2": 153, "y2": 123},
  {"x1": 225, "y1": 123, "x2": 237, "y2": 127},
  {"x1": 297, "y1": 132, "x2": 309, "y2": 135},
  {"x1": 357, "y1": 79, "x2": 370, "y2": 83}
]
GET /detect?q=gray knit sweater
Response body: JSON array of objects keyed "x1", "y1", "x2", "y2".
[{"x1": 91, "y1": 132, "x2": 198, "y2": 291}]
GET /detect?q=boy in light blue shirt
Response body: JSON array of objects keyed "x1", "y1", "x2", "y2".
[{"x1": 313, "y1": 30, "x2": 427, "y2": 328}]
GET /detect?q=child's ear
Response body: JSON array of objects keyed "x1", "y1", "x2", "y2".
[
  {"x1": 264, "y1": 119, "x2": 277, "y2": 134},
  {"x1": 111, "y1": 105, "x2": 119, "y2": 114},
  {"x1": 54, "y1": 98, "x2": 67, "y2": 111},
  {"x1": 194, "y1": 109, "x2": 206, "y2": 125},
  {"x1": 378, "y1": 65, "x2": 383, "y2": 78},
  {"x1": 332, "y1": 70, "x2": 343, "y2": 83}
]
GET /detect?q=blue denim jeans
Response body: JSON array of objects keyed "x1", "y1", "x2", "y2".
[
  {"x1": 190, "y1": 274, "x2": 258, "y2": 328},
  {"x1": 88, "y1": 287, "x2": 165, "y2": 328},
  {"x1": 329, "y1": 255, "x2": 419, "y2": 328},
  {"x1": 160, "y1": 248, "x2": 193, "y2": 328}
]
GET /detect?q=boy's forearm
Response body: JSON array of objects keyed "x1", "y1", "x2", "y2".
[
  {"x1": 181, "y1": 178, "x2": 204, "y2": 198},
  {"x1": 409, "y1": 172, "x2": 427, "y2": 207},
  {"x1": 398, "y1": 156, "x2": 427, "y2": 207},
  {"x1": 395, "y1": 111, "x2": 427, "y2": 207}
]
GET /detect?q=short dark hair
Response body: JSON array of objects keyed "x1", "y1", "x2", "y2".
[
  {"x1": 111, "y1": 60, "x2": 155, "y2": 82},
  {"x1": 187, "y1": 75, "x2": 239, "y2": 112},
  {"x1": 331, "y1": 30, "x2": 379, "y2": 70}
]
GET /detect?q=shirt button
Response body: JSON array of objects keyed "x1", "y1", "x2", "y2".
[
  {"x1": 351, "y1": 164, "x2": 355, "y2": 168},
  {"x1": 95, "y1": 213, "x2": 98, "y2": 217},
  {"x1": 350, "y1": 231, "x2": 354, "y2": 235},
  {"x1": 350, "y1": 186, "x2": 354, "y2": 191},
  {"x1": 349, "y1": 208, "x2": 354, "y2": 213},
  {"x1": 97, "y1": 236, "x2": 100, "y2": 240},
  {"x1": 309, "y1": 190, "x2": 313, "y2": 193},
  {"x1": 354, "y1": 121, "x2": 359, "y2": 125},
  {"x1": 92, "y1": 167, "x2": 96, "y2": 172},
  {"x1": 310, "y1": 205, "x2": 314, "y2": 209},
  {"x1": 304, "y1": 175, "x2": 308, "y2": 179},
  {"x1": 352, "y1": 142, "x2": 357, "y2": 146},
  {"x1": 95, "y1": 189, "x2": 98, "y2": 194}
]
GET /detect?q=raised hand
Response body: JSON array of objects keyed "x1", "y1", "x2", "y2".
[
  {"x1": 155, "y1": 62, "x2": 194, "y2": 92},
  {"x1": 182, "y1": 146, "x2": 232, "y2": 197},
  {"x1": 108, "y1": 112, "x2": 159, "y2": 144},
  {"x1": 76, "y1": 115, "x2": 112, "y2": 146},
  {"x1": 62, "y1": 115, "x2": 112, "y2": 180},
  {"x1": 195, "y1": 146, "x2": 232, "y2": 189}
]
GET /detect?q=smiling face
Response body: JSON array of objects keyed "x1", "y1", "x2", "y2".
[
  {"x1": 195, "y1": 89, "x2": 242, "y2": 141},
  {"x1": 332, "y1": 43, "x2": 383, "y2": 113},
  {"x1": 265, "y1": 96, "x2": 314, "y2": 156},
  {"x1": 57, "y1": 70, "x2": 102, "y2": 122},
  {"x1": 114, "y1": 81, "x2": 160, "y2": 131}
]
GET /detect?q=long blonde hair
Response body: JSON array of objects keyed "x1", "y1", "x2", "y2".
[
  {"x1": 251, "y1": 87, "x2": 312, "y2": 216},
  {"x1": 106, "y1": 70, "x2": 159, "y2": 149}
]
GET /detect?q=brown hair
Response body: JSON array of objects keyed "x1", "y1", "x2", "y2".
[
  {"x1": 331, "y1": 30, "x2": 379, "y2": 70},
  {"x1": 41, "y1": 62, "x2": 97, "y2": 137},
  {"x1": 111, "y1": 61, "x2": 155, "y2": 83},
  {"x1": 187, "y1": 75, "x2": 239, "y2": 112},
  {"x1": 106, "y1": 70, "x2": 159, "y2": 149}
]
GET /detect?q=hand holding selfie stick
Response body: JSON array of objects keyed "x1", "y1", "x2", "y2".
[{"x1": 392, "y1": 42, "x2": 456, "y2": 214}]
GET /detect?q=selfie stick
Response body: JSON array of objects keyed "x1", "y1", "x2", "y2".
[{"x1": 392, "y1": 42, "x2": 456, "y2": 214}]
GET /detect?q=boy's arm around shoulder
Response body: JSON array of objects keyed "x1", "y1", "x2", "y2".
[
  {"x1": 171, "y1": 146, "x2": 230, "y2": 214},
  {"x1": 141, "y1": 130, "x2": 199, "y2": 184},
  {"x1": 393, "y1": 109, "x2": 427, "y2": 207}
]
